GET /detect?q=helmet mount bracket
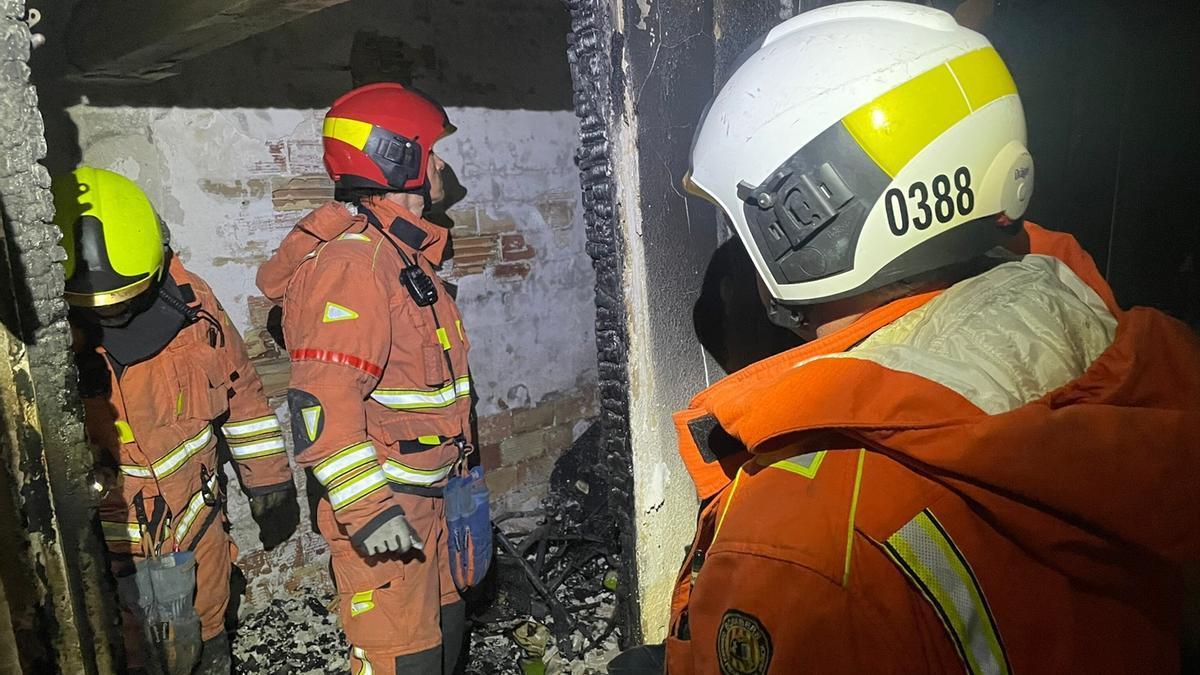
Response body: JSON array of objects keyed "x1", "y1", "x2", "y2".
[{"x1": 766, "y1": 298, "x2": 807, "y2": 331}]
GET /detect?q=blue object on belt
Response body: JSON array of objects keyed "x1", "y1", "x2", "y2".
[{"x1": 444, "y1": 465, "x2": 492, "y2": 590}]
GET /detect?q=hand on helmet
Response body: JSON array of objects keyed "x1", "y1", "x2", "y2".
[{"x1": 357, "y1": 513, "x2": 424, "y2": 556}]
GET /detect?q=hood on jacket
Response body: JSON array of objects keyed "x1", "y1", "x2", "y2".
[{"x1": 257, "y1": 202, "x2": 363, "y2": 303}]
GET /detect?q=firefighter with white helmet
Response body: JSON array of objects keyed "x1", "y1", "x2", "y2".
[{"x1": 657, "y1": 3, "x2": 1200, "y2": 673}]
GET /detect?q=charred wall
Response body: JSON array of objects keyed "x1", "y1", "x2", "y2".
[
  {"x1": 563, "y1": 0, "x2": 790, "y2": 642},
  {"x1": 0, "y1": 0, "x2": 117, "y2": 671},
  {"x1": 563, "y1": 0, "x2": 641, "y2": 645}
]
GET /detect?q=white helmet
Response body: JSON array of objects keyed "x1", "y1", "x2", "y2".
[{"x1": 686, "y1": 1, "x2": 1032, "y2": 325}]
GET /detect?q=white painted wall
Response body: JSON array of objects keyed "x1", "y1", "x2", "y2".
[
  {"x1": 67, "y1": 104, "x2": 596, "y2": 417},
  {"x1": 608, "y1": 116, "x2": 709, "y2": 641},
  {"x1": 67, "y1": 103, "x2": 598, "y2": 594}
]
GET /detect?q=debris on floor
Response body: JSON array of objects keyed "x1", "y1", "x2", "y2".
[
  {"x1": 231, "y1": 423, "x2": 623, "y2": 674},
  {"x1": 232, "y1": 587, "x2": 347, "y2": 674},
  {"x1": 465, "y1": 422, "x2": 623, "y2": 674}
]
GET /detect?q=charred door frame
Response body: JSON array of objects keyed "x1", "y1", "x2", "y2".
[{"x1": 563, "y1": 0, "x2": 796, "y2": 646}]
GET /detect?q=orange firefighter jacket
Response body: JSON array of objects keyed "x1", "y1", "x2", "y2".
[
  {"x1": 86, "y1": 257, "x2": 292, "y2": 557},
  {"x1": 256, "y1": 198, "x2": 471, "y2": 548},
  {"x1": 667, "y1": 224, "x2": 1200, "y2": 674}
]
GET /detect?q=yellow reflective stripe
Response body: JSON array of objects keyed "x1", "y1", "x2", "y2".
[
  {"x1": 228, "y1": 435, "x2": 286, "y2": 460},
  {"x1": 313, "y1": 442, "x2": 377, "y2": 487},
  {"x1": 843, "y1": 449, "x2": 865, "y2": 587},
  {"x1": 120, "y1": 464, "x2": 153, "y2": 478},
  {"x1": 119, "y1": 425, "x2": 214, "y2": 479},
  {"x1": 764, "y1": 450, "x2": 826, "y2": 479},
  {"x1": 151, "y1": 425, "x2": 215, "y2": 479},
  {"x1": 323, "y1": 116, "x2": 374, "y2": 151},
  {"x1": 370, "y1": 376, "x2": 471, "y2": 410},
  {"x1": 884, "y1": 510, "x2": 1010, "y2": 675},
  {"x1": 352, "y1": 647, "x2": 374, "y2": 675},
  {"x1": 712, "y1": 468, "x2": 743, "y2": 544},
  {"x1": 382, "y1": 459, "x2": 454, "y2": 487},
  {"x1": 328, "y1": 467, "x2": 388, "y2": 511},
  {"x1": 350, "y1": 590, "x2": 375, "y2": 617},
  {"x1": 222, "y1": 415, "x2": 281, "y2": 439},
  {"x1": 173, "y1": 472, "x2": 219, "y2": 545},
  {"x1": 951, "y1": 47, "x2": 1018, "y2": 112},
  {"x1": 101, "y1": 521, "x2": 142, "y2": 543},
  {"x1": 114, "y1": 420, "x2": 135, "y2": 444},
  {"x1": 455, "y1": 319, "x2": 464, "y2": 341},
  {"x1": 842, "y1": 47, "x2": 1016, "y2": 177},
  {"x1": 417, "y1": 435, "x2": 441, "y2": 446},
  {"x1": 436, "y1": 327, "x2": 451, "y2": 351},
  {"x1": 176, "y1": 390, "x2": 185, "y2": 416}
]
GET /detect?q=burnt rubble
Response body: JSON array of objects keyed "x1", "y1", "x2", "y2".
[{"x1": 231, "y1": 422, "x2": 625, "y2": 674}]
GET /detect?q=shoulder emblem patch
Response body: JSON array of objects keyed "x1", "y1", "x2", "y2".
[
  {"x1": 717, "y1": 610, "x2": 772, "y2": 675},
  {"x1": 301, "y1": 405, "x2": 323, "y2": 442},
  {"x1": 323, "y1": 302, "x2": 359, "y2": 323}
]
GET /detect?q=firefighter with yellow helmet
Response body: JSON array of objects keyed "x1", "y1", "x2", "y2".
[
  {"x1": 55, "y1": 167, "x2": 298, "y2": 674},
  {"x1": 654, "y1": 2, "x2": 1200, "y2": 673}
]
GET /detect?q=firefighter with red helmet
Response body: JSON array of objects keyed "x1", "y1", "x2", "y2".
[{"x1": 258, "y1": 83, "x2": 471, "y2": 673}]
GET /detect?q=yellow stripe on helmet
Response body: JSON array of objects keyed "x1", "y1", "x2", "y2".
[
  {"x1": 842, "y1": 47, "x2": 1018, "y2": 178},
  {"x1": 323, "y1": 117, "x2": 374, "y2": 151}
]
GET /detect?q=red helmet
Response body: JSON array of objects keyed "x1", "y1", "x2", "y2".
[{"x1": 322, "y1": 83, "x2": 455, "y2": 192}]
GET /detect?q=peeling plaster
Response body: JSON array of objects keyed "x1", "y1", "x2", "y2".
[
  {"x1": 67, "y1": 103, "x2": 599, "y2": 598},
  {"x1": 68, "y1": 104, "x2": 597, "y2": 418}
]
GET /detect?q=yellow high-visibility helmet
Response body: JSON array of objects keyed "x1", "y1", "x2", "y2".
[{"x1": 52, "y1": 167, "x2": 164, "y2": 308}]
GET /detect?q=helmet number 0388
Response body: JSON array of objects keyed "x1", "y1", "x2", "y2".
[{"x1": 885, "y1": 167, "x2": 975, "y2": 236}]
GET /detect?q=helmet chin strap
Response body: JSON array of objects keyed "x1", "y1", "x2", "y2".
[{"x1": 766, "y1": 299, "x2": 807, "y2": 331}]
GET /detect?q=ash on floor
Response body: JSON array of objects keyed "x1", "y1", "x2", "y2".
[
  {"x1": 231, "y1": 578, "x2": 619, "y2": 675},
  {"x1": 231, "y1": 423, "x2": 625, "y2": 674},
  {"x1": 232, "y1": 590, "x2": 347, "y2": 674}
]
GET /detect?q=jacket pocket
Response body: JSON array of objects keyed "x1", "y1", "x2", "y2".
[
  {"x1": 422, "y1": 344, "x2": 449, "y2": 387},
  {"x1": 180, "y1": 353, "x2": 228, "y2": 424}
]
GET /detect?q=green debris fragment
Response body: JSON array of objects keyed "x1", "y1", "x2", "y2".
[{"x1": 603, "y1": 570, "x2": 619, "y2": 591}]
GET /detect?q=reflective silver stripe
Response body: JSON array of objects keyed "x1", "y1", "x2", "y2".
[
  {"x1": 173, "y1": 472, "x2": 219, "y2": 545},
  {"x1": 352, "y1": 647, "x2": 374, "y2": 675},
  {"x1": 883, "y1": 510, "x2": 1010, "y2": 675},
  {"x1": 152, "y1": 425, "x2": 214, "y2": 479},
  {"x1": 313, "y1": 442, "x2": 377, "y2": 486},
  {"x1": 119, "y1": 425, "x2": 214, "y2": 479},
  {"x1": 328, "y1": 467, "x2": 387, "y2": 511},
  {"x1": 119, "y1": 464, "x2": 154, "y2": 478},
  {"x1": 382, "y1": 459, "x2": 454, "y2": 487},
  {"x1": 370, "y1": 376, "x2": 471, "y2": 410},
  {"x1": 229, "y1": 435, "x2": 286, "y2": 460},
  {"x1": 222, "y1": 415, "x2": 281, "y2": 439},
  {"x1": 101, "y1": 521, "x2": 142, "y2": 543}
]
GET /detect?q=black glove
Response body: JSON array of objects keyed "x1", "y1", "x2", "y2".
[{"x1": 248, "y1": 483, "x2": 300, "y2": 550}]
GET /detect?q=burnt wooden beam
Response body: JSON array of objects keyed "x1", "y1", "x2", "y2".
[{"x1": 65, "y1": 0, "x2": 350, "y2": 82}]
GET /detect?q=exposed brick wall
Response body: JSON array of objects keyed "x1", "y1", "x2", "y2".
[
  {"x1": 477, "y1": 386, "x2": 598, "y2": 510},
  {"x1": 50, "y1": 104, "x2": 597, "y2": 612},
  {"x1": 40, "y1": 0, "x2": 596, "y2": 616}
]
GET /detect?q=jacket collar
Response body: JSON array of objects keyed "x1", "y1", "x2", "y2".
[
  {"x1": 359, "y1": 196, "x2": 449, "y2": 265},
  {"x1": 674, "y1": 221, "x2": 1124, "y2": 501},
  {"x1": 674, "y1": 291, "x2": 940, "y2": 501}
]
